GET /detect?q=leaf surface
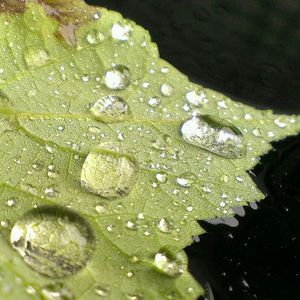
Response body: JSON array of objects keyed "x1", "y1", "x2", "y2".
[{"x1": 0, "y1": 1, "x2": 299, "y2": 299}]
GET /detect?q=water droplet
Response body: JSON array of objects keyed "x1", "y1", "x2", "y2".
[
  {"x1": 186, "y1": 90, "x2": 207, "y2": 106},
  {"x1": 24, "y1": 48, "x2": 50, "y2": 68},
  {"x1": 180, "y1": 116, "x2": 246, "y2": 158},
  {"x1": 126, "y1": 220, "x2": 138, "y2": 230},
  {"x1": 81, "y1": 146, "x2": 138, "y2": 199},
  {"x1": 86, "y1": 30, "x2": 105, "y2": 45},
  {"x1": 251, "y1": 128, "x2": 262, "y2": 137},
  {"x1": 94, "y1": 285, "x2": 110, "y2": 297},
  {"x1": 156, "y1": 173, "x2": 168, "y2": 184},
  {"x1": 274, "y1": 117, "x2": 287, "y2": 128},
  {"x1": 6, "y1": 198, "x2": 16, "y2": 207},
  {"x1": 90, "y1": 96, "x2": 128, "y2": 119},
  {"x1": 45, "y1": 187, "x2": 59, "y2": 198},
  {"x1": 41, "y1": 283, "x2": 73, "y2": 300},
  {"x1": 160, "y1": 83, "x2": 174, "y2": 97},
  {"x1": 148, "y1": 97, "x2": 161, "y2": 107},
  {"x1": 154, "y1": 252, "x2": 184, "y2": 277},
  {"x1": 10, "y1": 206, "x2": 94, "y2": 278},
  {"x1": 157, "y1": 218, "x2": 170, "y2": 233},
  {"x1": 244, "y1": 113, "x2": 253, "y2": 120},
  {"x1": 112, "y1": 22, "x2": 132, "y2": 41},
  {"x1": 176, "y1": 174, "x2": 194, "y2": 188},
  {"x1": 104, "y1": 65, "x2": 131, "y2": 90}
]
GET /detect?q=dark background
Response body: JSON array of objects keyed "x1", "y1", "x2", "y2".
[{"x1": 86, "y1": 1, "x2": 300, "y2": 299}]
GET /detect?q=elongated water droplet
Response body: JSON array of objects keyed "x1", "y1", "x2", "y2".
[
  {"x1": 94, "y1": 285, "x2": 110, "y2": 297},
  {"x1": 154, "y1": 252, "x2": 184, "y2": 277},
  {"x1": 90, "y1": 95, "x2": 128, "y2": 119},
  {"x1": 104, "y1": 65, "x2": 131, "y2": 90},
  {"x1": 112, "y1": 22, "x2": 132, "y2": 41},
  {"x1": 86, "y1": 30, "x2": 105, "y2": 45},
  {"x1": 24, "y1": 48, "x2": 50, "y2": 68},
  {"x1": 41, "y1": 283, "x2": 73, "y2": 300},
  {"x1": 10, "y1": 206, "x2": 94, "y2": 278},
  {"x1": 81, "y1": 146, "x2": 138, "y2": 199},
  {"x1": 181, "y1": 115, "x2": 246, "y2": 158}
]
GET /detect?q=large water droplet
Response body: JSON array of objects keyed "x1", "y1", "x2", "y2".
[
  {"x1": 24, "y1": 48, "x2": 50, "y2": 68},
  {"x1": 154, "y1": 251, "x2": 184, "y2": 277},
  {"x1": 160, "y1": 83, "x2": 174, "y2": 97},
  {"x1": 104, "y1": 65, "x2": 131, "y2": 90},
  {"x1": 10, "y1": 206, "x2": 94, "y2": 278},
  {"x1": 81, "y1": 146, "x2": 138, "y2": 199},
  {"x1": 90, "y1": 95, "x2": 128, "y2": 120},
  {"x1": 111, "y1": 22, "x2": 132, "y2": 41},
  {"x1": 180, "y1": 115, "x2": 246, "y2": 158}
]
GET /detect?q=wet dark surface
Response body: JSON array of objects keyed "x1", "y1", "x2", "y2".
[{"x1": 87, "y1": 1, "x2": 300, "y2": 299}]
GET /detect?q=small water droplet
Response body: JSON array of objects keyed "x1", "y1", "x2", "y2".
[
  {"x1": 181, "y1": 115, "x2": 246, "y2": 158},
  {"x1": 104, "y1": 65, "x2": 131, "y2": 90},
  {"x1": 186, "y1": 90, "x2": 207, "y2": 106},
  {"x1": 24, "y1": 48, "x2": 50, "y2": 68},
  {"x1": 160, "y1": 83, "x2": 174, "y2": 97},
  {"x1": 148, "y1": 97, "x2": 161, "y2": 107},
  {"x1": 156, "y1": 173, "x2": 168, "y2": 184},
  {"x1": 90, "y1": 95, "x2": 128, "y2": 119},
  {"x1": 252, "y1": 128, "x2": 262, "y2": 137},
  {"x1": 6, "y1": 198, "x2": 16, "y2": 207},
  {"x1": 112, "y1": 22, "x2": 132, "y2": 41},
  {"x1": 157, "y1": 218, "x2": 170, "y2": 233},
  {"x1": 81, "y1": 146, "x2": 138, "y2": 199},
  {"x1": 154, "y1": 252, "x2": 184, "y2": 277},
  {"x1": 126, "y1": 220, "x2": 138, "y2": 230},
  {"x1": 86, "y1": 30, "x2": 105, "y2": 45},
  {"x1": 274, "y1": 117, "x2": 287, "y2": 128},
  {"x1": 41, "y1": 283, "x2": 73, "y2": 300},
  {"x1": 94, "y1": 285, "x2": 110, "y2": 297},
  {"x1": 10, "y1": 206, "x2": 94, "y2": 278}
]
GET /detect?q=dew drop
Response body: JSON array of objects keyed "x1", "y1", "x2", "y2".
[
  {"x1": 81, "y1": 146, "x2": 138, "y2": 199},
  {"x1": 24, "y1": 48, "x2": 50, "y2": 68},
  {"x1": 274, "y1": 117, "x2": 287, "y2": 128},
  {"x1": 157, "y1": 218, "x2": 170, "y2": 233},
  {"x1": 94, "y1": 285, "x2": 110, "y2": 297},
  {"x1": 104, "y1": 65, "x2": 131, "y2": 90},
  {"x1": 112, "y1": 22, "x2": 132, "y2": 41},
  {"x1": 41, "y1": 283, "x2": 73, "y2": 300},
  {"x1": 185, "y1": 90, "x2": 207, "y2": 106},
  {"x1": 160, "y1": 83, "x2": 174, "y2": 97},
  {"x1": 86, "y1": 30, "x2": 105, "y2": 45},
  {"x1": 154, "y1": 252, "x2": 184, "y2": 277},
  {"x1": 90, "y1": 95, "x2": 128, "y2": 119},
  {"x1": 180, "y1": 115, "x2": 246, "y2": 158},
  {"x1": 148, "y1": 97, "x2": 161, "y2": 107},
  {"x1": 10, "y1": 206, "x2": 94, "y2": 278},
  {"x1": 156, "y1": 173, "x2": 168, "y2": 184}
]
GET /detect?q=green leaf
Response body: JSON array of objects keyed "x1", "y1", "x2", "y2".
[{"x1": 0, "y1": 1, "x2": 299, "y2": 299}]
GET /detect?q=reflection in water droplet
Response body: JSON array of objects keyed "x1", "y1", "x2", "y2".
[
  {"x1": 81, "y1": 147, "x2": 138, "y2": 199},
  {"x1": 112, "y1": 22, "x2": 132, "y2": 41},
  {"x1": 154, "y1": 252, "x2": 184, "y2": 277},
  {"x1": 90, "y1": 95, "x2": 128, "y2": 119},
  {"x1": 181, "y1": 116, "x2": 246, "y2": 158},
  {"x1": 10, "y1": 206, "x2": 94, "y2": 278},
  {"x1": 104, "y1": 65, "x2": 131, "y2": 90},
  {"x1": 160, "y1": 83, "x2": 174, "y2": 97},
  {"x1": 24, "y1": 48, "x2": 50, "y2": 68}
]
